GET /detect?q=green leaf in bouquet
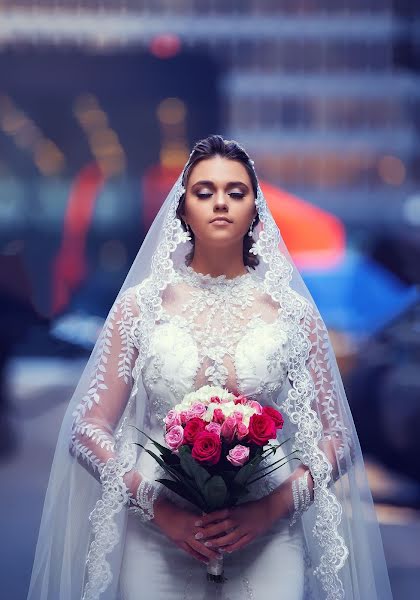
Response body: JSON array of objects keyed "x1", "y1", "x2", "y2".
[
  {"x1": 218, "y1": 470, "x2": 236, "y2": 484},
  {"x1": 227, "y1": 481, "x2": 251, "y2": 505},
  {"x1": 178, "y1": 445, "x2": 195, "y2": 478},
  {"x1": 233, "y1": 449, "x2": 265, "y2": 487},
  {"x1": 248, "y1": 451, "x2": 300, "y2": 484},
  {"x1": 203, "y1": 476, "x2": 228, "y2": 510},
  {"x1": 156, "y1": 478, "x2": 207, "y2": 511},
  {"x1": 134, "y1": 442, "x2": 183, "y2": 483},
  {"x1": 130, "y1": 426, "x2": 174, "y2": 462},
  {"x1": 178, "y1": 445, "x2": 212, "y2": 489},
  {"x1": 261, "y1": 438, "x2": 291, "y2": 458}
]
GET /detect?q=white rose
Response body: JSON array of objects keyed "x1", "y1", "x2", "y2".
[{"x1": 219, "y1": 402, "x2": 236, "y2": 417}]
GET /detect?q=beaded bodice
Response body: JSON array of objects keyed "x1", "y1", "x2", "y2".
[{"x1": 141, "y1": 264, "x2": 291, "y2": 428}]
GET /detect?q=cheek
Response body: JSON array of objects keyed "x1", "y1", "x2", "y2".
[
  {"x1": 236, "y1": 202, "x2": 256, "y2": 225},
  {"x1": 184, "y1": 198, "x2": 206, "y2": 223}
]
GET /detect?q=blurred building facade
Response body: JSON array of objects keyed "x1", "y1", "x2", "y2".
[
  {"x1": 0, "y1": 1, "x2": 419, "y2": 313},
  {"x1": 1, "y1": 1, "x2": 419, "y2": 227}
]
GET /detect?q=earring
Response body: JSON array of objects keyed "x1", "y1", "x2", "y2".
[
  {"x1": 248, "y1": 218, "x2": 255, "y2": 237},
  {"x1": 184, "y1": 223, "x2": 192, "y2": 241}
]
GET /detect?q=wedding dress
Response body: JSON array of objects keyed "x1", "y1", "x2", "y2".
[
  {"x1": 27, "y1": 166, "x2": 393, "y2": 600},
  {"x1": 120, "y1": 264, "x2": 305, "y2": 599}
]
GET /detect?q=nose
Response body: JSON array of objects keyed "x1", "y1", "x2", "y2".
[{"x1": 213, "y1": 191, "x2": 228, "y2": 212}]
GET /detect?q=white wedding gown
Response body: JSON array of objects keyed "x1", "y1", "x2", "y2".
[
  {"x1": 29, "y1": 171, "x2": 393, "y2": 600},
  {"x1": 67, "y1": 261, "x2": 355, "y2": 599},
  {"x1": 118, "y1": 265, "x2": 306, "y2": 600}
]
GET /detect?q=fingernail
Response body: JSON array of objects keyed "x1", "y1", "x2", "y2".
[
  {"x1": 195, "y1": 520, "x2": 203, "y2": 527},
  {"x1": 204, "y1": 541, "x2": 212, "y2": 547},
  {"x1": 194, "y1": 532, "x2": 203, "y2": 540}
]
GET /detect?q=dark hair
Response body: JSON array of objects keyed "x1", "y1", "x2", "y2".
[{"x1": 176, "y1": 134, "x2": 260, "y2": 268}]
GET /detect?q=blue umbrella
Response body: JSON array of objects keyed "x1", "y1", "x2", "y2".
[{"x1": 301, "y1": 250, "x2": 419, "y2": 336}]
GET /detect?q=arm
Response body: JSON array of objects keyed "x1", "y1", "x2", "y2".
[
  {"x1": 193, "y1": 300, "x2": 355, "y2": 554},
  {"x1": 267, "y1": 301, "x2": 353, "y2": 525},
  {"x1": 69, "y1": 286, "x2": 162, "y2": 521},
  {"x1": 70, "y1": 287, "x2": 223, "y2": 566}
]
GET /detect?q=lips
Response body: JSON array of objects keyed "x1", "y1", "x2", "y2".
[{"x1": 210, "y1": 217, "x2": 232, "y2": 223}]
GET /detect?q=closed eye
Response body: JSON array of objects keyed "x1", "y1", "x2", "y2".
[{"x1": 196, "y1": 192, "x2": 245, "y2": 200}]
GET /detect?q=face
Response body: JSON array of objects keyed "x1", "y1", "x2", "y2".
[{"x1": 182, "y1": 155, "x2": 257, "y2": 249}]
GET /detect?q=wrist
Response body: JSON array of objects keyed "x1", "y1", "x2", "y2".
[
  {"x1": 290, "y1": 467, "x2": 313, "y2": 526},
  {"x1": 263, "y1": 466, "x2": 314, "y2": 524},
  {"x1": 151, "y1": 494, "x2": 176, "y2": 528},
  {"x1": 127, "y1": 474, "x2": 162, "y2": 522},
  {"x1": 264, "y1": 485, "x2": 290, "y2": 524}
]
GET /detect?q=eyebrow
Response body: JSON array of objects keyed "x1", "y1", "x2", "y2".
[{"x1": 190, "y1": 180, "x2": 249, "y2": 191}]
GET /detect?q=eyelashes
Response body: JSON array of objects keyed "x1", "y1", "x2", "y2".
[{"x1": 196, "y1": 192, "x2": 245, "y2": 200}]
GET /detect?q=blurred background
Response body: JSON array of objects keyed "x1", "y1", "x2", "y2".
[{"x1": 0, "y1": 1, "x2": 419, "y2": 598}]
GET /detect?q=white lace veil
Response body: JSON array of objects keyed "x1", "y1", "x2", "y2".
[{"x1": 27, "y1": 149, "x2": 393, "y2": 600}]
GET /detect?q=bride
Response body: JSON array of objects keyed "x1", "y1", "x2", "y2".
[{"x1": 27, "y1": 135, "x2": 393, "y2": 599}]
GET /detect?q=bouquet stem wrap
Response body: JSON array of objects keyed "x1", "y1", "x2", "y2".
[{"x1": 206, "y1": 555, "x2": 225, "y2": 582}]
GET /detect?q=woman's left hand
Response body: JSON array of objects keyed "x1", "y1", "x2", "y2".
[{"x1": 194, "y1": 493, "x2": 285, "y2": 555}]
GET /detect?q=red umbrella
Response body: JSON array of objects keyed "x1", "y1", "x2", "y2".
[
  {"x1": 260, "y1": 180, "x2": 345, "y2": 270},
  {"x1": 51, "y1": 162, "x2": 106, "y2": 316}
]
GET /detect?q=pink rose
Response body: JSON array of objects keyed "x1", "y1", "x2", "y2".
[
  {"x1": 180, "y1": 410, "x2": 189, "y2": 425},
  {"x1": 232, "y1": 410, "x2": 244, "y2": 424},
  {"x1": 221, "y1": 416, "x2": 237, "y2": 443},
  {"x1": 205, "y1": 422, "x2": 222, "y2": 436},
  {"x1": 165, "y1": 425, "x2": 184, "y2": 451},
  {"x1": 234, "y1": 395, "x2": 248, "y2": 405},
  {"x1": 164, "y1": 409, "x2": 181, "y2": 431},
  {"x1": 227, "y1": 444, "x2": 250, "y2": 467},
  {"x1": 213, "y1": 408, "x2": 225, "y2": 424},
  {"x1": 237, "y1": 422, "x2": 249, "y2": 440},
  {"x1": 188, "y1": 402, "x2": 206, "y2": 419},
  {"x1": 210, "y1": 396, "x2": 222, "y2": 404},
  {"x1": 248, "y1": 400, "x2": 263, "y2": 414}
]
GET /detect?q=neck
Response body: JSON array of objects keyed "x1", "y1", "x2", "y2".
[{"x1": 189, "y1": 242, "x2": 247, "y2": 278}]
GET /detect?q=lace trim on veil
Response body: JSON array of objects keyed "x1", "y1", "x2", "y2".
[
  {"x1": 81, "y1": 179, "x2": 348, "y2": 600},
  {"x1": 81, "y1": 182, "x2": 187, "y2": 600},
  {"x1": 252, "y1": 187, "x2": 348, "y2": 600}
]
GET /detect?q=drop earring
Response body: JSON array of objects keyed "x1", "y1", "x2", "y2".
[
  {"x1": 248, "y1": 218, "x2": 255, "y2": 237},
  {"x1": 184, "y1": 223, "x2": 192, "y2": 241}
]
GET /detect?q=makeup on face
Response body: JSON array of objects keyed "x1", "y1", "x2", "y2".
[{"x1": 190, "y1": 180, "x2": 250, "y2": 202}]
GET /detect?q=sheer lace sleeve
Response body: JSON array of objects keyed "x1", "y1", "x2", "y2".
[
  {"x1": 304, "y1": 302, "x2": 353, "y2": 476},
  {"x1": 69, "y1": 286, "x2": 162, "y2": 522},
  {"x1": 281, "y1": 299, "x2": 353, "y2": 527}
]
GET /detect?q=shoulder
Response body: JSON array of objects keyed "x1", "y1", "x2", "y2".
[
  {"x1": 290, "y1": 288, "x2": 312, "y2": 314},
  {"x1": 255, "y1": 274, "x2": 311, "y2": 314},
  {"x1": 113, "y1": 283, "x2": 143, "y2": 319}
]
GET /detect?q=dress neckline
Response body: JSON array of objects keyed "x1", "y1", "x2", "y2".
[{"x1": 177, "y1": 263, "x2": 254, "y2": 288}]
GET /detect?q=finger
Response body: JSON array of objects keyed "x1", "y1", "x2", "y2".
[
  {"x1": 196, "y1": 519, "x2": 236, "y2": 540},
  {"x1": 203, "y1": 529, "x2": 242, "y2": 548},
  {"x1": 221, "y1": 533, "x2": 253, "y2": 554},
  {"x1": 196, "y1": 508, "x2": 230, "y2": 527},
  {"x1": 180, "y1": 542, "x2": 208, "y2": 564},
  {"x1": 189, "y1": 538, "x2": 223, "y2": 561}
]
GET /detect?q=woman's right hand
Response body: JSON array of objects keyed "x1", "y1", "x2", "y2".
[{"x1": 151, "y1": 496, "x2": 224, "y2": 565}]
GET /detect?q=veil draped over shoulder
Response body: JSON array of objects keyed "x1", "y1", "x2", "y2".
[{"x1": 27, "y1": 159, "x2": 393, "y2": 600}]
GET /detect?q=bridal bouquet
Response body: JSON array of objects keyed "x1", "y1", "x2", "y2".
[{"x1": 133, "y1": 385, "x2": 295, "y2": 582}]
